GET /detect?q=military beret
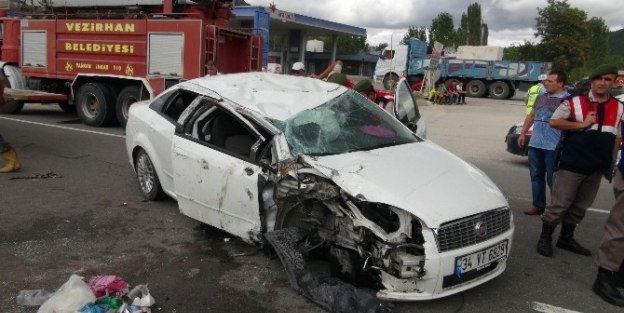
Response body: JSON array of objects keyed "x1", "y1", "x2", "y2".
[
  {"x1": 328, "y1": 73, "x2": 347, "y2": 86},
  {"x1": 589, "y1": 64, "x2": 618, "y2": 80},
  {"x1": 353, "y1": 79, "x2": 374, "y2": 92}
]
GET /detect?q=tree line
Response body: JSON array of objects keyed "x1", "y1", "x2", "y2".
[{"x1": 503, "y1": 0, "x2": 621, "y2": 81}]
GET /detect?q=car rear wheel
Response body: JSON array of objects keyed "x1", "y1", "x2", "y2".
[{"x1": 135, "y1": 149, "x2": 165, "y2": 201}]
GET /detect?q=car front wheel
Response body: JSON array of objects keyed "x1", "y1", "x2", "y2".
[{"x1": 135, "y1": 149, "x2": 165, "y2": 201}]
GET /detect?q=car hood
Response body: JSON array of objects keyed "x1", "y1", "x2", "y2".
[{"x1": 300, "y1": 141, "x2": 508, "y2": 228}]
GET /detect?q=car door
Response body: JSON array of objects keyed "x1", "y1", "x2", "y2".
[
  {"x1": 171, "y1": 105, "x2": 266, "y2": 244},
  {"x1": 147, "y1": 88, "x2": 200, "y2": 194},
  {"x1": 394, "y1": 77, "x2": 427, "y2": 138}
]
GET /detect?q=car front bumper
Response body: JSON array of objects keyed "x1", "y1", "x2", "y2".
[{"x1": 377, "y1": 225, "x2": 514, "y2": 301}]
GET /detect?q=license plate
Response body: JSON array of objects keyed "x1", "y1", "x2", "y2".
[{"x1": 455, "y1": 240, "x2": 508, "y2": 276}]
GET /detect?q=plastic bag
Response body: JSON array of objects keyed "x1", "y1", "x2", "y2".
[
  {"x1": 124, "y1": 284, "x2": 155, "y2": 307},
  {"x1": 88, "y1": 275, "x2": 129, "y2": 297},
  {"x1": 16, "y1": 289, "x2": 53, "y2": 306},
  {"x1": 78, "y1": 303, "x2": 111, "y2": 313},
  {"x1": 37, "y1": 274, "x2": 96, "y2": 313}
]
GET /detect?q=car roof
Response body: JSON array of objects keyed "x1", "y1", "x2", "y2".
[{"x1": 180, "y1": 72, "x2": 349, "y2": 121}]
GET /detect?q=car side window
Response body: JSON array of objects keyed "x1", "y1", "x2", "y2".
[
  {"x1": 191, "y1": 108, "x2": 263, "y2": 160},
  {"x1": 162, "y1": 90, "x2": 199, "y2": 122},
  {"x1": 149, "y1": 88, "x2": 177, "y2": 111}
]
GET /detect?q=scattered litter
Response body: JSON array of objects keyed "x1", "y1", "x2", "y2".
[
  {"x1": 9, "y1": 171, "x2": 63, "y2": 180},
  {"x1": 223, "y1": 238, "x2": 231, "y2": 242},
  {"x1": 16, "y1": 289, "x2": 53, "y2": 306},
  {"x1": 88, "y1": 275, "x2": 130, "y2": 297},
  {"x1": 120, "y1": 202, "x2": 129, "y2": 207},
  {"x1": 231, "y1": 248, "x2": 262, "y2": 257},
  {"x1": 17, "y1": 274, "x2": 156, "y2": 313},
  {"x1": 37, "y1": 274, "x2": 96, "y2": 313}
]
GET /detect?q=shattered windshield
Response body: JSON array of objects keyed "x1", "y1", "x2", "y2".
[{"x1": 274, "y1": 91, "x2": 417, "y2": 156}]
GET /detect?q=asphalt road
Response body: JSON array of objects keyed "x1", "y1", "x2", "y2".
[{"x1": 0, "y1": 97, "x2": 621, "y2": 313}]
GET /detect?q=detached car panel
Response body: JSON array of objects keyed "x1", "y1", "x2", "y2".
[
  {"x1": 125, "y1": 73, "x2": 514, "y2": 304},
  {"x1": 505, "y1": 122, "x2": 532, "y2": 156}
]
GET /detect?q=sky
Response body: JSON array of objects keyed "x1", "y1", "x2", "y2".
[{"x1": 244, "y1": 0, "x2": 624, "y2": 48}]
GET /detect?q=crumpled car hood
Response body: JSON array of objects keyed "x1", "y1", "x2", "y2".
[{"x1": 300, "y1": 141, "x2": 508, "y2": 228}]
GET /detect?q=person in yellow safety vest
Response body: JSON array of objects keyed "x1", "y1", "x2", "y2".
[{"x1": 525, "y1": 74, "x2": 548, "y2": 114}]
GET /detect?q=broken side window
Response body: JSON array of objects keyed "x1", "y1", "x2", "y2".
[
  {"x1": 162, "y1": 89, "x2": 200, "y2": 122},
  {"x1": 274, "y1": 91, "x2": 416, "y2": 157}
]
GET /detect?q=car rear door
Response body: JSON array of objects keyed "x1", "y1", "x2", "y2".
[
  {"x1": 394, "y1": 78, "x2": 427, "y2": 138},
  {"x1": 171, "y1": 104, "x2": 266, "y2": 244}
]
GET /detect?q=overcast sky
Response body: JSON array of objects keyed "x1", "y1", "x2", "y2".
[{"x1": 245, "y1": 0, "x2": 624, "y2": 48}]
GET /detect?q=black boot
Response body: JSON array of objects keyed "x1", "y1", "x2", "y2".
[
  {"x1": 615, "y1": 261, "x2": 624, "y2": 288},
  {"x1": 537, "y1": 222, "x2": 557, "y2": 257},
  {"x1": 556, "y1": 223, "x2": 591, "y2": 256},
  {"x1": 593, "y1": 267, "x2": 624, "y2": 307}
]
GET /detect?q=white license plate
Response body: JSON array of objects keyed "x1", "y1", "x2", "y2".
[{"x1": 455, "y1": 240, "x2": 508, "y2": 275}]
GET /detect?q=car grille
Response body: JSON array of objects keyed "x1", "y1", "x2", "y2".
[{"x1": 436, "y1": 208, "x2": 510, "y2": 252}]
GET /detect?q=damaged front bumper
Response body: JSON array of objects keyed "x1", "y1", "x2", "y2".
[{"x1": 376, "y1": 227, "x2": 514, "y2": 301}]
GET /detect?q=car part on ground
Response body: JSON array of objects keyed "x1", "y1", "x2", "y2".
[
  {"x1": 265, "y1": 228, "x2": 393, "y2": 313},
  {"x1": 505, "y1": 123, "x2": 531, "y2": 156}
]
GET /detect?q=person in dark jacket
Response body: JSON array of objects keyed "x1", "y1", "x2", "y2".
[{"x1": 536, "y1": 64, "x2": 624, "y2": 260}]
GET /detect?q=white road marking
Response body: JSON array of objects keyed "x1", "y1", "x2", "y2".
[
  {"x1": 587, "y1": 208, "x2": 611, "y2": 214},
  {"x1": 532, "y1": 301, "x2": 582, "y2": 313},
  {"x1": 0, "y1": 116, "x2": 125, "y2": 139},
  {"x1": 507, "y1": 195, "x2": 610, "y2": 214}
]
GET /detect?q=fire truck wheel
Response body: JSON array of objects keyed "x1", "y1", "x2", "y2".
[
  {"x1": 76, "y1": 83, "x2": 116, "y2": 127},
  {"x1": 116, "y1": 86, "x2": 143, "y2": 128},
  {"x1": 0, "y1": 100, "x2": 24, "y2": 114}
]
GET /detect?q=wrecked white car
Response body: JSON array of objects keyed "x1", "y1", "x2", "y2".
[{"x1": 125, "y1": 73, "x2": 513, "y2": 309}]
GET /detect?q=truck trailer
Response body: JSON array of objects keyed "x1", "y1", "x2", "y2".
[
  {"x1": 406, "y1": 39, "x2": 552, "y2": 99},
  {"x1": 0, "y1": 0, "x2": 263, "y2": 127}
]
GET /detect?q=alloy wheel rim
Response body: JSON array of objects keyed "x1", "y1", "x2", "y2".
[{"x1": 137, "y1": 154, "x2": 154, "y2": 194}]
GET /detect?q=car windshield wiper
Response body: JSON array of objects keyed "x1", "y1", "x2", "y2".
[{"x1": 345, "y1": 140, "x2": 412, "y2": 154}]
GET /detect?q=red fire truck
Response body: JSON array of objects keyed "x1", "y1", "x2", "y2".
[{"x1": 0, "y1": 0, "x2": 263, "y2": 127}]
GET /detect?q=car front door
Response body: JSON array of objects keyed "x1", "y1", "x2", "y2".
[
  {"x1": 147, "y1": 88, "x2": 201, "y2": 193},
  {"x1": 394, "y1": 77, "x2": 427, "y2": 138},
  {"x1": 171, "y1": 105, "x2": 265, "y2": 244}
]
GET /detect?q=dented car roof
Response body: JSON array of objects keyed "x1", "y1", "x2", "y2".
[{"x1": 182, "y1": 72, "x2": 349, "y2": 121}]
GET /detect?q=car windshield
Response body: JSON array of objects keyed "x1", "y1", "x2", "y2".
[{"x1": 274, "y1": 91, "x2": 418, "y2": 156}]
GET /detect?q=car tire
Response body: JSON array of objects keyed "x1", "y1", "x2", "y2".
[
  {"x1": 466, "y1": 80, "x2": 486, "y2": 98},
  {"x1": 0, "y1": 71, "x2": 25, "y2": 114},
  {"x1": 135, "y1": 149, "x2": 166, "y2": 201},
  {"x1": 116, "y1": 85, "x2": 143, "y2": 128},
  {"x1": 489, "y1": 81, "x2": 510, "y2": 99},
  {"x1": 505, "y1": 88, "x2": 516, "y2": 99}
]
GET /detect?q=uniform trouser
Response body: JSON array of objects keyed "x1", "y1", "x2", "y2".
[
  {"x1": 542, "y1": 169, "x2": 602, "y2": 225},
  {"x1": 0, "y1": 134, "x2": 11, "y2": 153},
  {"x1": 596, "y1": 168, "x2": 624, "y2": 271}
]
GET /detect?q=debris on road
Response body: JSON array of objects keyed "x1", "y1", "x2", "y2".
[
  {"x1": 9, "y1": 171, "x2": 63, "y2": 180},
  {"x1": 265, "y1": 228, "x2": 393, "y2": 313},
  {"x1": 17, "y1": 274, "x2": 156, "y2": 313}
]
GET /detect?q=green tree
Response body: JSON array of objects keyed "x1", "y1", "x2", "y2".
[
  {"x1": 370, "y1": 43, "x2": 389, "y2": 51},
  {"x1": 401, "y1": 26, "x2": 427, "y2": 44},
  {"x1": 429, "y1": 12, "x2": 456, "y2": 48},
  {"x1": 586, "y1": 17, "x2": 611, "y2": 65},
  {"x1": 456, "y1": 3, "x2": 488, "y2": 46},
  {"x1": 503, "y1": 41, "x2": 543, "y2": 61},
  {"x1": 319, "y1": 35, "x2": 368, "y2": 53},
  {"x1": 535, "y1": 0, "x2": 590, "y2": 71}
]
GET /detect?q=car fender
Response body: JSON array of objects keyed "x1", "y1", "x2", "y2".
[{"x1": 130, "y1": 131, "x2": 177, "y2": 200}]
